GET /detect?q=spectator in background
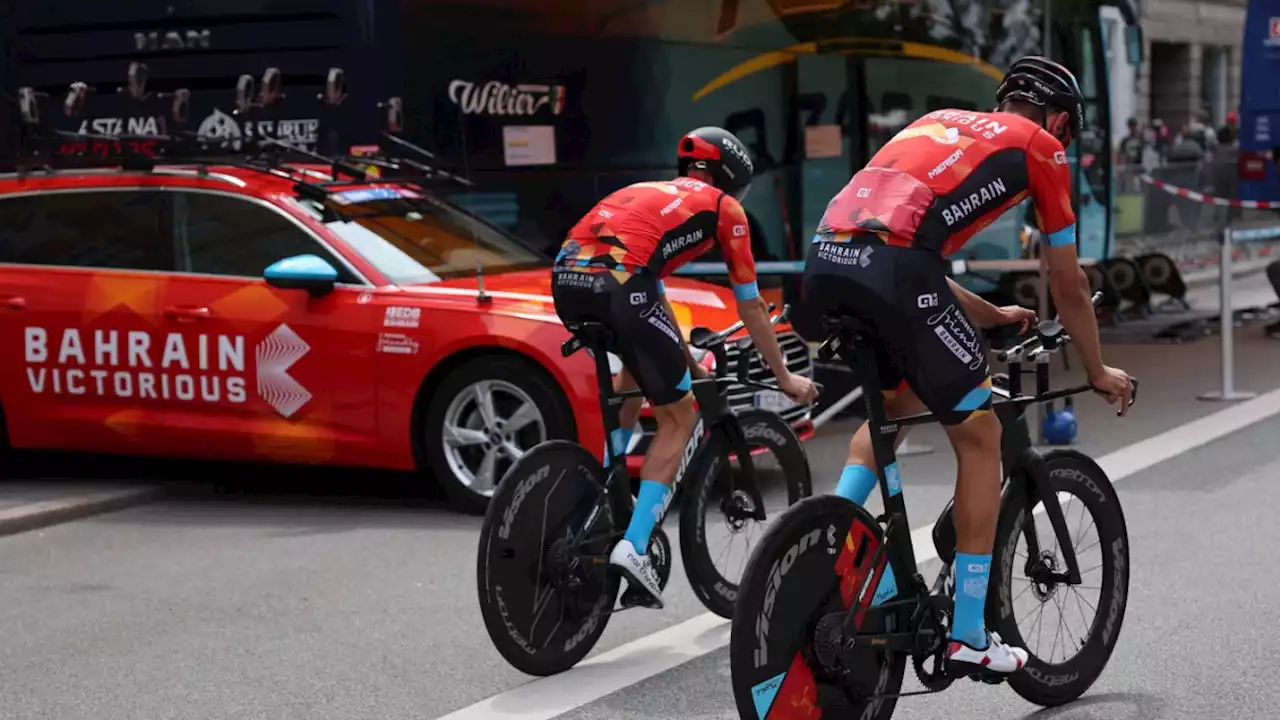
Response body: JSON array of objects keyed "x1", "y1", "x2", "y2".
[
  {"x1": 1192, "y1": 109, "x2": 1219, "y2": 154},
  {"x1": 1150, "y1": 118, "x2": 1171, "y2": 162},
  {"x1": 1118, "y1": 117, "x2": 1144, "y2": 167},
  {"x1": 1218, "y1": 110, "x2": 1239, "y2": 146},
  {"x1": 1167, "y1": 125, "x2": 1209, "y2": 229}
]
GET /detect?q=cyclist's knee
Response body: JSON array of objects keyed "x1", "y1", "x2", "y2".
[
  {"x1": 945, "y1": 410, "x2": 1002, "y2": 454},
  {"x1": 652, "y1": 392, "x2": 697, "y2": 432}
]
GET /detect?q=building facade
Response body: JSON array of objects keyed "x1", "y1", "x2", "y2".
[{"x1": 1135, "y1": 0, "x2": 1246, "y2": 132}]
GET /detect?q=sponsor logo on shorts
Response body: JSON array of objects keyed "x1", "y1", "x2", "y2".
[
  {"x1": 732, "y1": 224, "x2": 747, "y2": 237},
  {"x1": 815, "y1": 242, "x2": 873, "y2": 268},
  {"x1": 1054, "y1": 150, "x2": 1068, "y2": 165},
  {"x1": 629, "y1": 292, "x2": 648, "y2": 306},
  {"x1": 927, "y1": 304, "x2": 985, "y2": 371},
  {"x1": 640, "y1": 304, "x2": 682, "y2": 346},
  {"x1": 552, "y1": 270, "x2": 599, "y2": 289},
  {"x1": 917, "y1": 293, "x2": 938, "y2": 308}
]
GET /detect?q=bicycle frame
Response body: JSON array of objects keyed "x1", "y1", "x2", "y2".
[
  {"x1": 823, "y1": 317, "x2": 1107, "y2": 642},
  {"x1": 565, "y1": 323, "x2": 769, "y2": 550}
]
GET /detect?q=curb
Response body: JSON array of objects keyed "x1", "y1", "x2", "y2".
[{"x1": 0, "y1": 486, "x2": 167, "y2": 537}]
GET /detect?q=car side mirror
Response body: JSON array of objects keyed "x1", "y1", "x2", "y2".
[{"x1": 264, "y1": 254, "x2": 338, "y2": 296}]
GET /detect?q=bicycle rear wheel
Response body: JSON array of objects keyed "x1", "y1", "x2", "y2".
[
  {"x1": 476, "y1": 440, "x2": 621, "y2": 676},
  {"x1": 680, "y1": 410, "x2": 812, "y2": 618},
  {"x1": 729, "y1": 495, "x2": 904, "y2": 720},
  {"x1": 988, "y1": 449, "x2": 1130, "y2": 706}
]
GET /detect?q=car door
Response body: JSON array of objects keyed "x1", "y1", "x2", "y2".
[
  {"x1": 0, "y1": 188, "x2": 172, "y2": 453},
  {"x1": 158, "y1": 188, "x2": 379, "y2": 466}
]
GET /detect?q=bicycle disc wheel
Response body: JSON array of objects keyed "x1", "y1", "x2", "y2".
[
  {"x1": 988, "y1": 449, "x2": 1130, "y2": 707},
  {"x1": 681, "y1": 410, "x2": 812, "y2": 618},
  {"x1": 729, "y1": 495, "x2": 905, "y2": 720},
  {"x1": 476, "y1": 440, "x2": 621, "y2": 676}
]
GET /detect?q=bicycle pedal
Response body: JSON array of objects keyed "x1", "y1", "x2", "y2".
[
  {"x1": 961, "y1": 670, "x2": 1009, "y2": 685},
  {"x1": 619, "y1": 585, "x2": 662, "y2": 610}
]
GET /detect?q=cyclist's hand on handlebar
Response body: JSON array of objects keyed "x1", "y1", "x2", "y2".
[
  {"x1": 778, "y1": 372, "x2": 819, "y2": 405},
  {"x1": 996, "y1": 305, "x2": 1039, "y2": 334},
  {"x1": 1089, "y1": 365, "x2": 1135, "y2": 417}
]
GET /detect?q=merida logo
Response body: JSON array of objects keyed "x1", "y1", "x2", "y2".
[{"x1": 941, "y1": 178, "x2": 1008, "y2": 226}]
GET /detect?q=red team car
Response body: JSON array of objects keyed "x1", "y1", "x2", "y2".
[{"x1": 0, "y1": 163, "x2": 814, "y2": 513}]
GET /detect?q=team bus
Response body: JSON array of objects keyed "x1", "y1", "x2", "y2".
[
  {"x1": 3, "y1": 0, "x2": 1142, "y2": 279},
  {"x1": 1239, "y1": 0, "x2": 1280, "y2": 202}
]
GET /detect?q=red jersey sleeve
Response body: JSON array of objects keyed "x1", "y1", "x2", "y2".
[
  {"x1": 1024, "y1": 129, "x2": 1077, "y2": 248},
  {"x1": 715, "y1": 194, "x2": 759, "y2": 300}
]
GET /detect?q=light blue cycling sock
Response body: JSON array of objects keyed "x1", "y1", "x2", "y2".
[
  {"x1": 623, "y1": 480, "x2": 669, "y2": 555},
  {"x1": 951, "y1": 553, "x2": 992, "y2": 649},
  {"x1": 835, "y1": 464, "x2": 898, "y2": 605},
  {"x1": 602, "y1": 427, "x2": 633, "y2": 468},
  {"x1": 835, "y1": 463, "x2": 877, "y2": 504}
]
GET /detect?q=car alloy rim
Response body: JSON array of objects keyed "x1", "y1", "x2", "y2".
[{"x1": 441, "y1": 379, "x2": 546, "y2": 496}]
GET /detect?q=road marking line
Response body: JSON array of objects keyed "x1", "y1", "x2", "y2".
[{"x1": 441, "y1": 386, "x2": 1280, "y2": 720}]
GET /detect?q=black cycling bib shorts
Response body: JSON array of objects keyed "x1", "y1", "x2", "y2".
[
  {"x1": 552, "y1": 267, "x2": 691, "y2": 407},
  {"x1": 802, "y1": 235, "x2": 993, "y2": 425}
]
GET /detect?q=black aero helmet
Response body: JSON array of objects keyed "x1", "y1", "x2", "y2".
[
  {"x1": 996, "y1": 55, "x2": 1084, "y2": 140},
  {"x1": 677, "y1": 126, "x2": 754, "y2": 201}
]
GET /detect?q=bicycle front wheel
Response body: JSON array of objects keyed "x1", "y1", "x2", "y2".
[
  {"x1": 988, "y1": 449, "x2": 1130, "y2": 707},
  {"x1": 476, "y1": 440, "x2": 620, "y2": 677},
  {"x1": 680, "y1": 410, "x2": 812, "y2": 619}
]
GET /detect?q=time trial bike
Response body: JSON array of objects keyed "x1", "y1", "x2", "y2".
[
  {"x1": 729, "y1": 294, "x2": 1137, "y2": 719},
  {"x1": 479, "y1": 304, "x2": 812, "y2": 676}
]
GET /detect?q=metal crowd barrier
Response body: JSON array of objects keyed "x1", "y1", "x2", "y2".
[{"x1": 1199, "y1": 224, "x2": 1280, "y2": 401}]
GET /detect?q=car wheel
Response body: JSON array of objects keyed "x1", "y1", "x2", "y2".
[{"x1": 422, "y1": 355, "x2": 575, "y2": 515}]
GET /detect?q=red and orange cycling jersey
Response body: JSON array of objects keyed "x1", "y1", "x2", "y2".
[
  {"x1": 817, "y1": 109, "x2": 1076, "y2": 257},
  {"x1": 557, "y1": 177, "x2": 760, "y2": 300}
]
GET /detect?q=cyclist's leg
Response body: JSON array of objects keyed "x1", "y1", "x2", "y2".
[
  {"x1": 605, "y1": 369, "x2": 643, "y2": 467},
  {"x1": 604, "y1": 273, "x2": 693, "y2": 607},
  {"x1": 892, "y1": 254, "x2": 1026, "y2": 673},
  {"x1": 802, "y1": 241, "x2": 922, "y2": 604}
]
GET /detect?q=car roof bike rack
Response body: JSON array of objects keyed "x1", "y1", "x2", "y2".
[{"x1": 2, "y1": 62, "x2": 472, "y2": 194}]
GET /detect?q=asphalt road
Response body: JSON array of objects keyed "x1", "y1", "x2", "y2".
[{"x1": 2, "y1": 285, "x2": 1279, "y2": 720}]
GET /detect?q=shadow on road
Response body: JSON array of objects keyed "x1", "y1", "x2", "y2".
[
  {"x1": 2, "y1": 449, "x2": 462, "y2": 530},
  {"x1": 1021, "y1": 692, "x2": 1164, "y2": 720}
]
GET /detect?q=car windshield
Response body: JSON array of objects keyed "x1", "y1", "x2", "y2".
[{"x1": 291, "y1": 187, "x2": 546, "y2": 285}]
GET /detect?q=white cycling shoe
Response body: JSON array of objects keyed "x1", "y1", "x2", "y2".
[
  {"x1": 947, "y1": 631, "x2": 1029, "y2": 676},
  {"x1": 609, "y1": 539, "x2": 664, "y2": 609}
]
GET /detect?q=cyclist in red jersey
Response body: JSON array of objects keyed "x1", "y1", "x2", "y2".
[
  {"x1": 553, "y1": 126, "x2": 818, "y2": 608},
  {"x1": 801, "y1": 56, "x2": 1134, "y2": 675}
]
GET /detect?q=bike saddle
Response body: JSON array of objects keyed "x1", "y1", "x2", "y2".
[{"x1": 561, "y1": 321, "x2": 617, "y2": 358}]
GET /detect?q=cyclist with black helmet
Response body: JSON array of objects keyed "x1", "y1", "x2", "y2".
[
  {"x1": 552, "y1": 126, "x2": 819, "y2": 609},
  {"x1": 801, "y1": 56, "x2": 1135, "y2": 675}
]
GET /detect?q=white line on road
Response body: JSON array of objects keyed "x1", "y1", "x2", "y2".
[{"x1": 439, "y1": 386, "x2": 1280, "y2": 720}]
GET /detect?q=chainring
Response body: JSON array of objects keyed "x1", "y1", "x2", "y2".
[
  {"x1": 911, "y1": 604, "x2": 954, "y2": 692},
  {"x1": 650, "y1": 527, "x2": 673, "y2": 591}
]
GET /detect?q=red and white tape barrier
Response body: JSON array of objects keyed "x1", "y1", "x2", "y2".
[{"x1": 1138, "y1": 174, "x2": 1280, "y2": 209}]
